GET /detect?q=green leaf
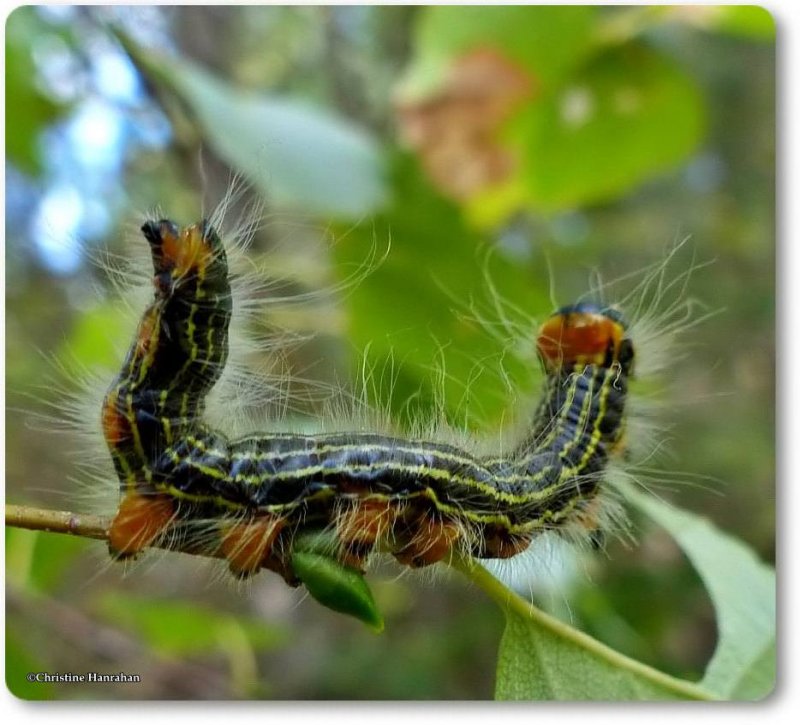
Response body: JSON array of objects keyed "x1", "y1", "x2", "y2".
[
  {"x1": 94, "y1": 592, "x2": 288, "y2": 657},
  {"x1": 401, "y1": 9, "x2": 707, "y2": 219},
  {"x1": 514, "y1": 43, "x2": 705, "y2": 211},
  {"x1": 497, "y1": 610, "x2": 702, "y2": 701},
  {"x1": 453, "y1": 559, "x2": 712, "y2": 701},
  {"x1": 671, "y1": 5, "x2": 776, "y2": 42},
  {"x1": 402, "y1": 6, "x2": 595, "y2": 98},
  {"x1": 119, "y1": 36, "x2": 386, "y2": 219},
  {"x1": 593, "y1": 6, "x2": 775, "y2": 47},
  {"x1": 291, "y1": 551, "x2": 384, "y2": 633},
  {"x1": 619, "y1": 482, "x2": 776, "y2": 700}
]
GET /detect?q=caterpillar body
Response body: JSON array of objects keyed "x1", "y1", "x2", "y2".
[{"x1": 100, "y1": 217, "x2": 635, "y2": 589}]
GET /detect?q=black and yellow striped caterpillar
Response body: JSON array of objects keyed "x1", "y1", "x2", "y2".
[{"x1": 101, "y1": 218, "x2": 634, "y2": 588}]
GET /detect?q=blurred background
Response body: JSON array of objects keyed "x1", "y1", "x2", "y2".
[{"x1": 5, "y1": 5, "x2": 774, "y2": 700}]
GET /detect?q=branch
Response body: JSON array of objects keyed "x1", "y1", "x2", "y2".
[
  {"x1": 6, "y1": 504, "x2": 109, "y2": 541},
  {"x1": 5, "y1": 503, "x2": 224, "y2": 560}
]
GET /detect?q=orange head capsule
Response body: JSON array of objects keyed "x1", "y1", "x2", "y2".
[{"x1": 537, "y1": 302, "x2": 630, "y2": 373}]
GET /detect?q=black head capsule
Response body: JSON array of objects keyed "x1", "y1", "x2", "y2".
[{"x1": 553, "y1": 301, "x2": 628, "y2": 329}]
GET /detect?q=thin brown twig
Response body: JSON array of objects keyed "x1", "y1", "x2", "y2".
[
  {"x1": 6, "y1": 504, "x2": 109, "y2": 541},
  {"x1": 5, "y1": 503, "x2": 224, "y2": 560}
]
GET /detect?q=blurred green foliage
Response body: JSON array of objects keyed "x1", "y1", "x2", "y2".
[
  {"x1": 5, "y1": 8, "x2": 67, "y2": 174},
  {"x1": 5, "y1": 5, "x2": 774, "y2": 700},
  {"x1": 120, "y1": 32, "x2": 386, "y2": 218}
]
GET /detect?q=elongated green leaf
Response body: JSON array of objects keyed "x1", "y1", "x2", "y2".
[
  {"x1": 291, "y1": 528, "x2": 384, "y2": 631},
  {"x1": 120, "y1": 37, "x2": 386, "y2": 218},
  {"x1": 619, "y1": 482, "x2": 776, "y2": 700}
]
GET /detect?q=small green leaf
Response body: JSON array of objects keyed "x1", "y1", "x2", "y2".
[
  {"x1": 119, "y1": 35, "x2": 386, "y2": 219},
  {"x1": 619, "y1": 482, "x2": 776, "y2": 700},
  {"x1": 291, "y1": 551, "x2": 384, "y2": 633}
]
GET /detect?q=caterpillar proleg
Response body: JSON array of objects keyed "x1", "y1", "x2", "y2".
[{"x1": 100, "y1": 215, "x2": 635, "y2": 600}]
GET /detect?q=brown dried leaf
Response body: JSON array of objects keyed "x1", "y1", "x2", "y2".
[{"x1": 396, "y1": 48, "x2": 535, "y2": 200}]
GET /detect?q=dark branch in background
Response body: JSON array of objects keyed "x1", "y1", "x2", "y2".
[{"x1": 7, "y1": 585, "x2": 233, "y2": 698}]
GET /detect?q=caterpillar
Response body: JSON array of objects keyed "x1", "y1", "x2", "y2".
[{"x1": 100, "y1": 215, "x2": 634, "y2": 592}]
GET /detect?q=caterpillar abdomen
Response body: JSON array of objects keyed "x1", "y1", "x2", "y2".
[{"x1": 103, "y1": 219, "x2": 634, "y2": 584}]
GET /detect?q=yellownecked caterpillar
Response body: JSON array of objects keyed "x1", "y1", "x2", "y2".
[{"x1": 101, "y1": 217, "x2": 634, "y2": 594}]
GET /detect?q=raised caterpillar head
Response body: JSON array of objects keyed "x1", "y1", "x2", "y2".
[
  {"x1": 536, "y1": 302, "x2": 634, "y2": 376},
  {"x1": 141, "y1": 218, "x2": 229, "y2": 298}
]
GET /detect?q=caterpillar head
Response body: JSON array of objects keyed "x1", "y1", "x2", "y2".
[
  {"x1": 141, "y1": 218, "x2": 230, "y2": 298},
  {"x1": 536, "y1": 302, "x2": 634, "y2": 376}
]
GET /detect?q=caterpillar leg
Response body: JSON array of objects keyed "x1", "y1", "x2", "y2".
[
  {"x1": 108, "y1": 491, "x2": 176, "y2": 559},
  {"x1": 219, "y1": 515, "x2": 285, "y2": 579},
  {"x1": 336, "y1": 498, "x2": 399, "y2": 571},
  {"x1": 571, "y1": 496, "x2": 607, "y2": 549},
  {"x1": 473, "y1": 525, "x2": 531, "y2": 559},
  {"x1": 393, "y1": 510, "x2": 462, "y2": 568}
]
